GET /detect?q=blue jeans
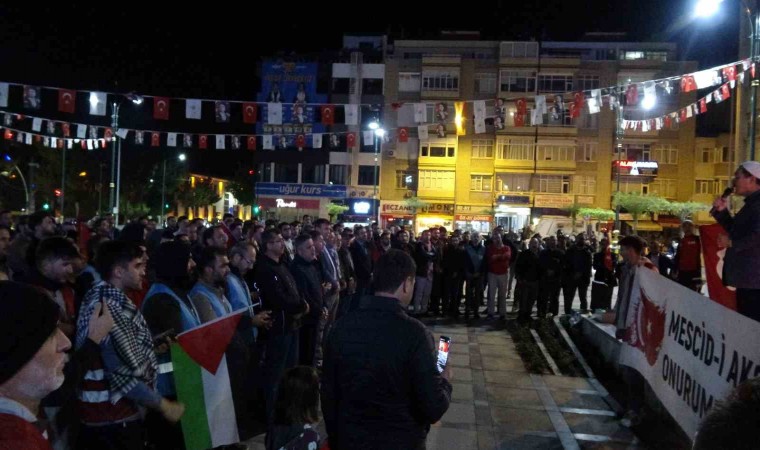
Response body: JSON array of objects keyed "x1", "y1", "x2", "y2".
[{"x1": 262, "y1": 329, "x2": 299, "y2": 424}]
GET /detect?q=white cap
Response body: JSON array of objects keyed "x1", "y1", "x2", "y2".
[{"x1": 740, "y1": 161, "x2": 760, "y2": 179}]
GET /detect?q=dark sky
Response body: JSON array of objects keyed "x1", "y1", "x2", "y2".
[{"x1": 0, "y1": 1, "x2": 742, "y2": 174}]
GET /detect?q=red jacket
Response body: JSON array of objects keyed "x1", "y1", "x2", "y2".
[
  {"x1": 485, "y1": 245, "x2": 511, "y2": 275},
  {"x1": 0, "y1": 413, "x2": 51, "y2": 450},
  {"x1": 675, "y1": 235, "x2": 702, "y2": 272}
]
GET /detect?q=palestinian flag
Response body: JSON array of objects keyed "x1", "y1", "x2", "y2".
[{"x1": 172, "y1": 309, "x2": 246, "y2": 450}]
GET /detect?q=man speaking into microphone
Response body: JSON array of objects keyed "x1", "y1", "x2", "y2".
[{"x1": 711, "y1": 161, "x2": 760, "y2": 321}]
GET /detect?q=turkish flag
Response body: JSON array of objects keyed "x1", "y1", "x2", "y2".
[
  {"x1": 346, "y1": 132, "x2": 356, "y2": 148},
  {"x1": 625, "y1": 84, "x2": 638, "y2": 105},
  {"x1": 398, "y1": 127, "x2": 409, "y2": 143},
  {"x1": 58, "y1": 89, "x2": 76, "y2": 113},
  {"x1": 61, "y1": 123, "x2": 71, "y2": 137},
  {"x1": 296, "y1": 134, "x2": 306, "y2": 149},
  {"x1": 199, "y1": 135, "x2": 208, "y2": 149},
  {"x1": 723, "y1": 66, "x2": 736, "y2": 82},
  {"x1": 514, "y1": 113, "x2": 525, "y2": 127},
  {"x1": 721, "y1": 83, "x2": 731, "y2": 100},
  {"x1": 753, "y1": 63, "x2": 757, "y2": 79},
  {"x1": 153, "y1": 97, "x2": 170, "y2": 120},
  {"x1": 679, "y1": 108, "x2": 687, "y2": 122},
  {"x1": 680, "y1": 75, "x2": 697, "y2": 93},
  {"x1": 243, "y1": 103, "x2": 257, "y2": 124},
  {"x1": 700, "y1": 98, "x2": 708, "y2": 114},
  {"x1": 624, "y1": 287, "x2": 667, "y2": 366},
  {"x1": 569, "y1": 102, "x2": 581, "y2": 119},
  {"x1": 664, "y1": 116, "x2": 672, "y2": 129},
  {"x1": 104, "y1": 128, "x2": 113, "y2": 140},
  {"x1": 3, "y1": 130, "x2": 11, "y2": 140},
  {"x1": 573, "y1": 91, "x2": 585, "y2": 109},
  {"x1": 700, "y1": 224, "x2": 737, "y2": 311},
  {"x1": 321, "y1": 105, "x2": 335, "y2": 126},
  {"x1": 151, "y1": 132, "x2": 160, "y2": 147},
  {"x1": 515, "y1": 98, "x2": 527, "y2": 115},
  {"x1": 246, "y1": 136, "x2": 256, "y2": 151}
]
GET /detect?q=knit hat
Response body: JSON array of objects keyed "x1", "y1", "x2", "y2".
[
  {"x1": 740, "y1": 161, "x2": 760, "y2": 179},
  {"x1": 154, "y1": 240, "x2": 192, "y2": 281},
  {"x1": 0, "y1": 281, "x2": 60, "y2": 385}
]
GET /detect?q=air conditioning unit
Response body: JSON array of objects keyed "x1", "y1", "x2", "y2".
[
  {"x1": 386, "y1": 150, "x2": 395, "y2": 158},
  {"x1": 404, "y1": 190, "x2": 413, "y2": 198}
]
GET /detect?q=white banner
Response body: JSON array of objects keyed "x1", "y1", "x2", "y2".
[{"x1": 620, "y1": 269, "x2": 760, "y2": 439}]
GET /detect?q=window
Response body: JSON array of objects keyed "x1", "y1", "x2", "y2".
[
  {"x1": 419, "y1": 170, "x2": 455, "y2": 189},
  {"x1": 538, "y1": 74, "x2": 573, "y2": 93},
  {"x1": 695, "y1": 179, "x2": 712, "y2": 194},
  {"x1": 398, "y1": 72, "x2": 421, "y2": 92},
  {"x1": 536, "y1": 144, "x2": 575, "y2": 161},
  {"x1": 617, "y1": 180, "x2": 649, "y2": 194},
  {"x1": 621, "y1": 143, "x2": 651, "y2": 161},
  {"x1": 475, "y1": 73, "x2": 497, "y2": 94},
  {"x1": 256, "y1": 163, "x2": 272, "y2": 183},
  {"x1": 470, "y1": 175, "x2": 493, "y2": 191},
  {"x1": 620, "y1": 51, "x2": 668, "y2": 61},
  {"x1": 497, "y1": 139, "x2": 534, "y2": 160},
  {"x1": 301, "y1": 165, "x2": 326, "y2": 184},
  {"x1": 651, "y1": 178, "x2": 677, "y2": 198},
  {"x1": 396, "y1": 171, "x2": 413, "y2": 189},
  {"x1": 274, "y1": 163, "x2": 298, "y2": 183},
  {"x1": 422, "y1": 70, "x2": 459, "y2": 91},
  {"x1": 537, "y1": 175, "x2": 571, "y2": 193},
  {"x1": 579, "y1": 110, "x2": 599, "y2": 129},
  {"x1": 577, "y1": 75, "x2": 600, "y2": 91},
  {"x1": 328, "y1": 165, "x2": 349, "y2": 185},
  {"x1": 500, "y1": 42, "x2": 538, "y2": 58},
  {"x1": 720, "y1": 146, "x2": 731, "y2": 163},
  {"x1": 471, "y1": 139, "x2": 494, "y2": 158},
  {"x1": 499, "y1": 70, "x2": 536, "y2": 93},
  {"x1": 357, "y1": 165, "x2": 379, "y2": 186},
  {"x1": 574, "y1": 176, "x2": 596, "y2": 195},
  {"x1": 420, "y1": 144, "x2": 456, "y2": 158},
  {"x1": 362, "y1": 79, "x2": 383, "y2": 95},
  {"x1": 654, "y1": 144, "x2": 678, "y2": 164},
  {"x1": 701, "y1": 147, "x2": 713, "y2": 163},
  {"x1": 581, "y1": 142, "x2": 597, "y2": 162},
  {"x1": 495, "y1": 173, "x2": 531, "y2": 192},
  {"x1": 332, "y1": 78, "x2": 349, "y2": 94}
]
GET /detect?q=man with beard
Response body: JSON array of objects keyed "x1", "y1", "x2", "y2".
[
  {"x1": 279, "y1": 222, "x2": 295, "y2": 263},
  {"x1": 290, "y1": 234, "x2": 327, "y2": 367},
  {"x1": 372, "y1": 231, "x2": 393, "y2": 262},
  {"x1": 189, "y1": 247, "x2": 234, "y2": 322},
  {"x1": 9, "y1": 211, "x2": 57, "y2": 280},
  {"x1": 0, "y1": 282, "x2": 72, "y2": 449},
  {"x1": 393, "y1": 229, "x2": 415, "y2": 255}
]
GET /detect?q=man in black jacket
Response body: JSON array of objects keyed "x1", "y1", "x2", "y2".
[
  {"x1": 538, "y1": 236, "x2": 565, "y2": 318},
  {"x1": 349, "y1": 226, "x2": 373, "y2": 305},
  {"x1": 254, "y1": 229, "x2": 308, "y2": 423},
  {"x1": 591, "y1": 238, "x2": 617, "y2": 311},
  {"x1": 322, "y1": 249, "x2": 452, "y2": 450},
  {"x1": 289, "y1": 233, "x2": 326, "y2": 367},
  {"x1": 562, "y1": 237, "x2": 592, "y2": 314}
]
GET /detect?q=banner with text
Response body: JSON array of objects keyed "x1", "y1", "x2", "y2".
[{"x1": 619, "y1": 269, "x2": 760, "y2": 439}]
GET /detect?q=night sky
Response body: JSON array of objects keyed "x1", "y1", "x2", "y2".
[{"x1": 0, "y1": 1, "x2": 742, "y2": 175}]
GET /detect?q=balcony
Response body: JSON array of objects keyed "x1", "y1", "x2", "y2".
[{"x1": 422, "y1": 55, "x2": 462, "y2": 66}]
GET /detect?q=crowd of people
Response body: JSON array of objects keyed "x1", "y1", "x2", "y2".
[{"x1": 1, "y1": 161, "x2": 759, "y2": 449}]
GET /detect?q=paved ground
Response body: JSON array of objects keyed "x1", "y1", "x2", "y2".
[{"x1": 247, "y1": 289, "x2": 643, "y2": 449}]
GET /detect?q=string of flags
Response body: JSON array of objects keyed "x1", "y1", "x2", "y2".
[{"x1": 0, "y1": 57, "x2": 754, "y2": 151}]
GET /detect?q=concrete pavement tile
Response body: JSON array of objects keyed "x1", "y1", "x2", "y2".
[
  {"x1": 491, "y1": 406, "x2": 555, "y2": 433},
  {"x1": 450, "y1": 353, "x2": 472, "y2": 367},
  {"x1": 494, "y1": 432, "x2": 564, "y2": 450},
  {"x1": 550, "y1": 390, "x2": 612, "y2": 411},
  {"x1": 426, "y1": 427, "x2": 478, "y2": 450},
  {"x1": 452, "y1": 382, "x2": 475, "y2": 402},
  {"x1": 562, "y1": 413, "x2": 637, "y2": 443},
  {"x1": 441, "y1": 402, "x2": 477, "y2": 424},
  {"x1": 486, "y1": 385, "x2": 543, "y2": 407},
  {"x1": 481, "y1": 357, "x2": 526, "y2": 372},
  {"x1": 542, "y1": 375, "x2": 593, "y2": 391},
  {"x1": 477, "y1": 335, "x2": 514, "y2": 345},
  {"x1": 484, "y1": 371, "x2": 535, "y2": 388}
]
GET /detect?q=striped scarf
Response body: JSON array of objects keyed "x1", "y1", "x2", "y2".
[{"x1": 75, "y1": 281, "x2": 158, "y2": 404}]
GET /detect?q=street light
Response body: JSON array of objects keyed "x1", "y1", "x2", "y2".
[
  {"x1": 370, "y1": 123, "x2": 385, "y2": 224},
  {"x1": 162, "y1": 153, "x2": 186, "y2": 226},
  {"x1": 695, "y1": 0, "x2": 759, "y2": 159},
  {"x1": 110, "y1": 93, "x2": 145, "y2": 227}
]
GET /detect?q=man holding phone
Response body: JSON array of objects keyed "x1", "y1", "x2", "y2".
[{"x1": 322, "y1": 249, "x2": 453, "y2": 450}]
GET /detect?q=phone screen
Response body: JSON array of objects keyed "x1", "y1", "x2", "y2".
[{"x1": 437, "y1": 336, "x2": 451, "y2": 373}]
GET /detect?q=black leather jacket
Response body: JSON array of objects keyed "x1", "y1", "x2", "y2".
[{"x1": 321, "y1": 295, "x2": 452, "y2": 450}]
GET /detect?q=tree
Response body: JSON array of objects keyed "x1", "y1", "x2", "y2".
[
  {"x1": 404, "y1": 196, "x2": 428, "y2": 209},
  {"x1": 327, "y1": 203, "x2": 349, "y2": 222},
  {"x1": 667, "y1": 201, "x2": 709, "y2": 222},
  {"x1": 612, "y1": 192, "x2": 671, "y2": 233},
  {"x1": 226, "y1": 169, "x2": 256, "y2": 207},
  {"x1": 563, "y1": 202, "x2": 585, "y2": 233},
  {"x1": 177, "y1": 178, "x2": 221, "y2": 218}
]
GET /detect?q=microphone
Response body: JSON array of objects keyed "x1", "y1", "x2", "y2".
[{"x1": 710, "y1": 182, "x2": 734, "y2": 215}]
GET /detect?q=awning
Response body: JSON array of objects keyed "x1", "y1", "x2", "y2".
[{"x1": 624, "y1": 220, "x2": 663, "y2": 232}]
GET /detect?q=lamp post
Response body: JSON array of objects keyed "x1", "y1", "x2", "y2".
[
  {"x1": 369, "y1": 120, "x2": 384, "y2": 224},
  {"x1": 162, "y1": 153, "x2": 186, "y2": 226},
  {"x1": 695, "y1": 0, "x2": 759, "y2": 160},
  {"x1": 97, "y1": 92, "x2": 143, "y2": 226}
]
